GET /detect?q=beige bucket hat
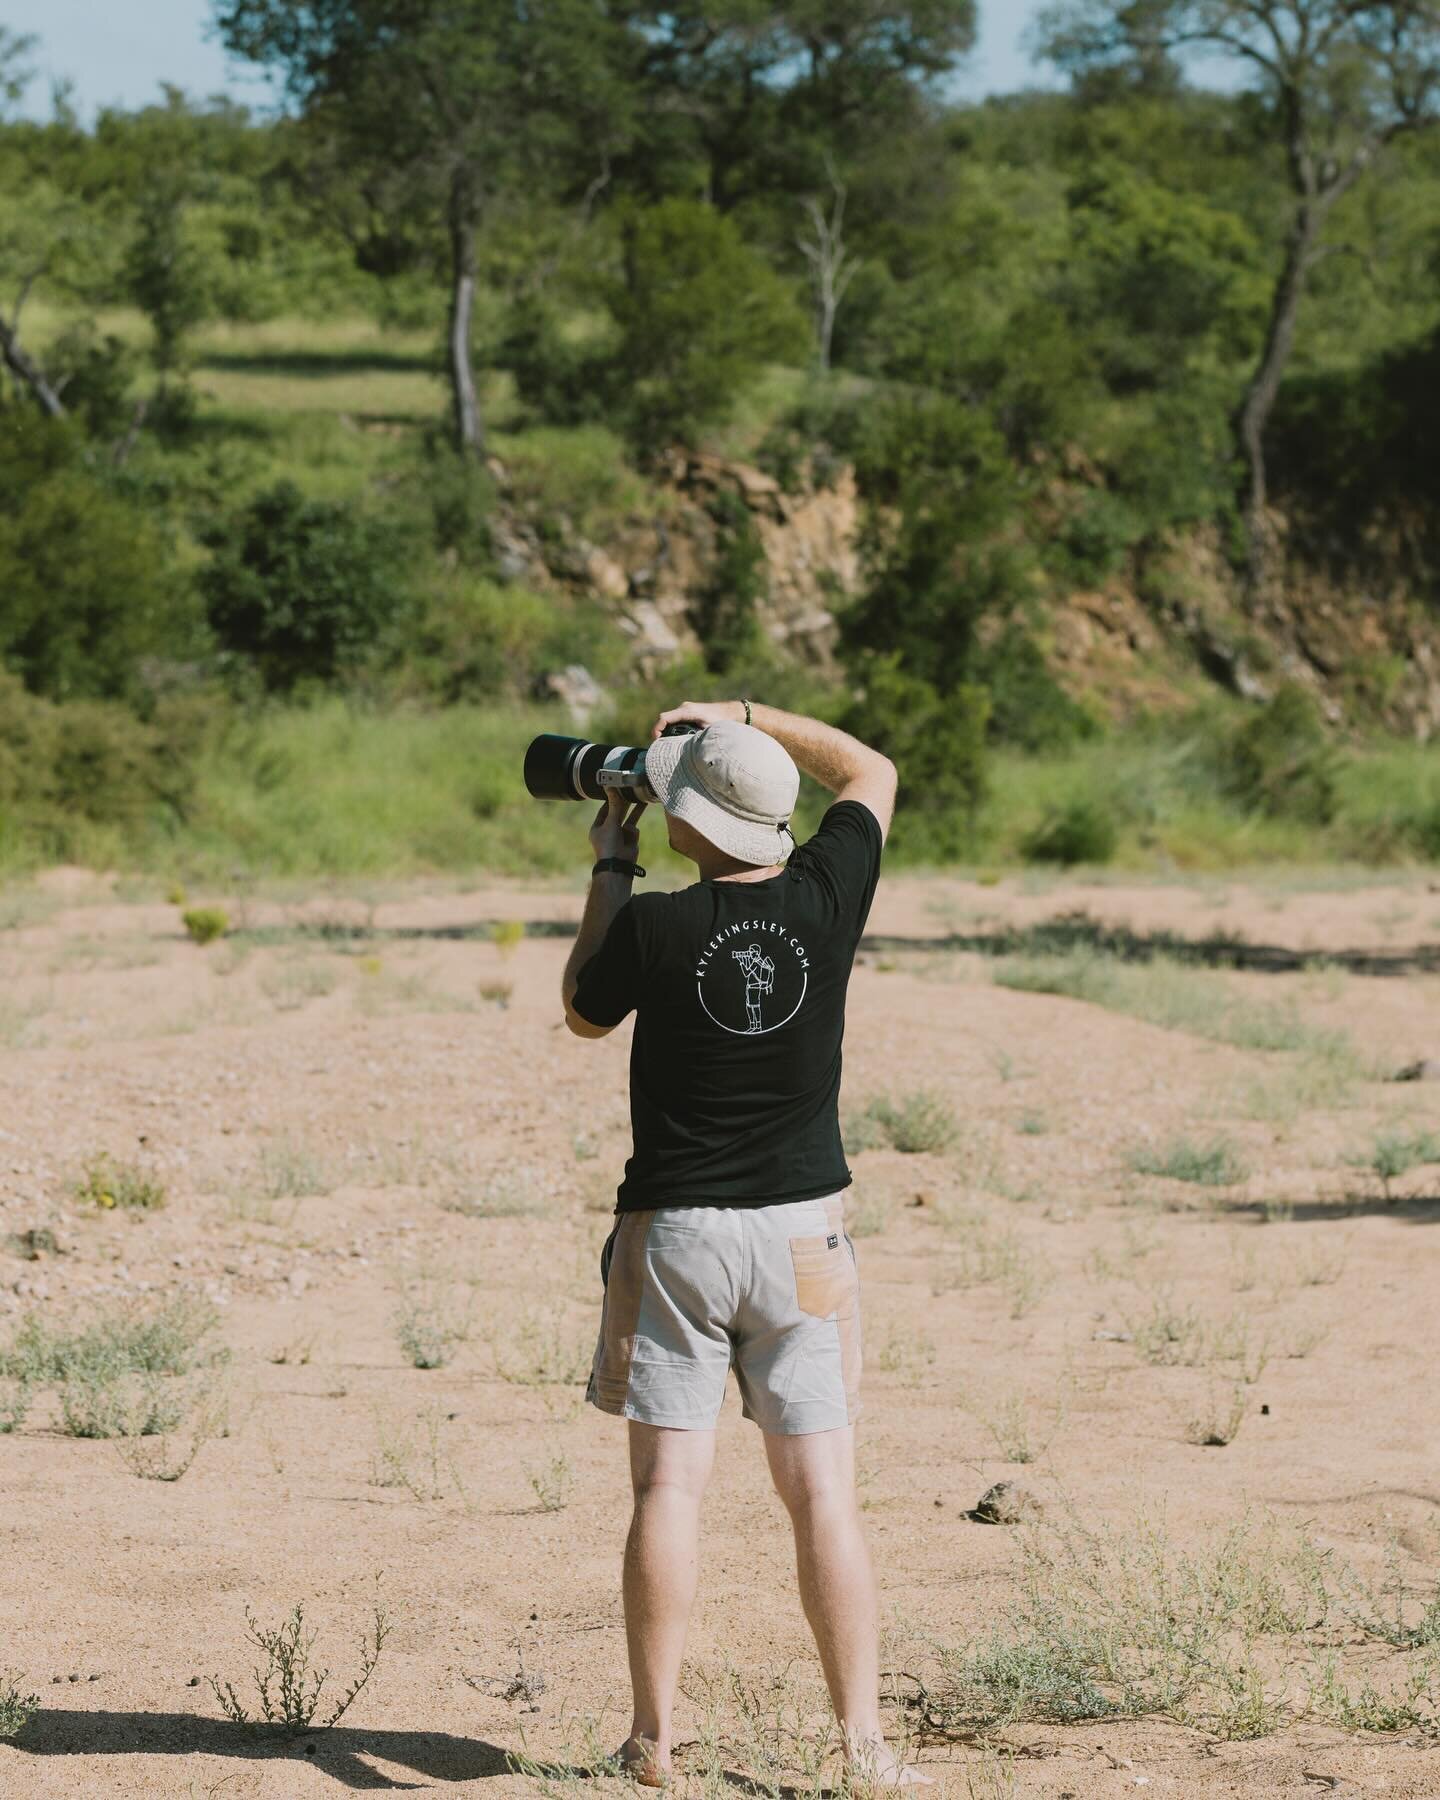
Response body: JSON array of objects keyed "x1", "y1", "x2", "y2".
[{"x1": 644, "y1": 721, "x2": 800, "y2": 866}]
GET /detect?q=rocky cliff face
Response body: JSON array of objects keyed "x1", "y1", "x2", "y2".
[
  {"x1": 490, "y1": 450, "x2": 1440, "y2": 739},
  {"x1": 489, "y1": 448, "x2": 859, "y2": 679}
]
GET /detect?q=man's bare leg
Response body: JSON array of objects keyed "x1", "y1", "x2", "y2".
[
  {"x1": 615, "y1": 1420, "x2": 716, "y2": 1784},
  {"x1": 764, "y1": 1425, "x2": 932, "y2": 1789}
]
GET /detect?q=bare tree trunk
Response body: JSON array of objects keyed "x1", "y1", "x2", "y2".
[
  {"x1": 1236, "y1": 201, "x2": 1322, "y2": 596},
  {"x1": 447, "y1": 203, "x2": 483, "y2": 457},
  {"x1": 797, "y1": 171, "x2": 859, "y2": 376},
  {"x1": 0, "y1": 313, "x2": 65, "y2": 418}
]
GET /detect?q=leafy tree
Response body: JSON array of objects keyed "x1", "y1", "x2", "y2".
[
  {"x1": 0, "y1": 417, "x2": 192, "y2": 700},
  {"x1": 623, "y1": 0, "x2": 979, "y2": 212},
  {"x1": 1038, "y1": 0, "x2": 1440, "y2": 587},
  {"x1": 844, "y1": 656, "x2": 991, "y2": 855},
  {"x1": 842, "y1": 392, "x2": 1028, "y2": 694},
  {"x1": 215, "y1": 0, "x2": 633, "y2": 457},
  {"x1": 124, "y1": 181, "x2": 216, "y2": 381},
  {"x1": 201, "y1": 482, "x2": 418, "y2": 692},
  {"x1": 0, "y1": 27, "x2": 34, "y2": 118},
  {"x1": 613, "y1": 199, "x2": 807, "y2": 446}
]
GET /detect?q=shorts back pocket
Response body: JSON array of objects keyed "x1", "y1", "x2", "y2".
[{"x1": 789, "y1": 1234, "x2": 857, "y2": 1319}]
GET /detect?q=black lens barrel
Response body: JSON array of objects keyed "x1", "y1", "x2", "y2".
[
  {"x1": 523, "y1": 721, "x2": 701, "y2": 804},
  {"x1": 523, "y1": 735, "x2": 650, "y2": 803}
]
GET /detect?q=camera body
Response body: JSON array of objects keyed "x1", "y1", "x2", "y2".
[{"x1": 523, "y1": 721, "x2": 700, "y2": 807}]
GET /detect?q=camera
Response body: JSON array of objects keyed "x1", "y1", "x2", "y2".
[{"x1": 523, "y1": 721, "x2": 700, "y2": 807}]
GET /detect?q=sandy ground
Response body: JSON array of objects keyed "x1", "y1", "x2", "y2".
[{"x1": 2, "y1": 864, "x2": 1440, "y2": 1798}]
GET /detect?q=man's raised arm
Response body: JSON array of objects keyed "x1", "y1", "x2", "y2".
[{"x1": 652, "y1": 701, "x2": 896, "y2": 841}]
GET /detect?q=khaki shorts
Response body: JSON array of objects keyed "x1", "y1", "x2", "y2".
[{"x1": 586, "y1": 1195, "x2": 861, "y2": 1435}]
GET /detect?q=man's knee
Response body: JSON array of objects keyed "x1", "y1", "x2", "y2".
[
  {"x1": 629, "y1": 1422, "x2": 715, "y2": 1504},
  {"x1": 765, "y1": 1430, "x2": 856, "y2": 1517}
]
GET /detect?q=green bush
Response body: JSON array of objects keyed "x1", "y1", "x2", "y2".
[
  {"x1": 975, "y1": 625, "x2": 1100, "y2": 752},
  {"x1": 74, "y1": 1153, "x2": 167, "y2": 1212},
  {"x1": 500, "y1": 305, "x2": 617, "y2": 430},
  {"x1": 0, "y1": 415, "x2": 195, "y2": 701},
  {"x1": 497, "y1": 426, "x2": 644, "y2": 541},
  {"x1": 1214, "y1": 685, "x2": 1340, "y2": 825},
  {"x1": 182, "y1": 906, "x2": 229, "y2": 945},
  {"x1": 201, "y1": 482, "x2": 419, "y2": 693},
  {"x1": 1021, "y1": 797, "x2": 1118, "y2": 865},
  {"x1": 845, "y1": 658, "x2": 990, "y2": 858},
  {"x1": 0, "y1": 671, "x2": 198, "y2": 861},
  {"x1": 611, "y1": 199, "x2": 808, "y2": 448},
  {"x1": 694, "y1": 490, "x2": 766, "y2": 674}
]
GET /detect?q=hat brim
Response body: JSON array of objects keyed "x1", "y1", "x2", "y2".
[{"x1": 644, "y1": 731, "x2": 791, "y2": 867}]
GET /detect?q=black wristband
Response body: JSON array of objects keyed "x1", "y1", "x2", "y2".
[{"x1": 592, "y1": 857, "x2": 645, "y2": 879}]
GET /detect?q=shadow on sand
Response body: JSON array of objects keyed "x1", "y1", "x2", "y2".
[{"x1": 16, "y1": 1710, "x2": 618, "y2": 1792}]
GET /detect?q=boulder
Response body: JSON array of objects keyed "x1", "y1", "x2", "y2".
[{"x1": 543, "y1": 664, "x2": 605, "y2": 726}]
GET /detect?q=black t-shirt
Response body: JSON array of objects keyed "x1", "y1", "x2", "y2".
[{"x1": 571, "y1": 800, "x2": 884, "y2": 1212}]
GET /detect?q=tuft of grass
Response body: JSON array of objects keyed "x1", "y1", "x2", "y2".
[
  {"x1": 974, "y1": 1389, "x2": 1062, "y2": 1465},
  {"x1": 923, "y1": 1510, "x2": 1312, "y2": 1739},
  {"x1": 0, "y1": 1671, "x2": 39, "y2": 1740},
  {"x1": 442, "y1": 1171, "x2": 551, "y2": 1220},
  {"x1": 1127, "y1": 1135, "x2": 1247, "y2": 1188},
  {"x1": 528, "y1": 1450, "x2": 575, "y2": 1512},
  {"x1": 369, "y1": 1403, "x2": 465, "y2": 1503},
  {"x1": 1, "y1": 1294, "x2": 223, "y2": 1443},
  {"x1": 992, "y1": 946, "x2": 1361, "y2": 1070},
  {"x1": 182, "y1": 906, "x2": 229, "y2": 945},
  {"x1": 492, "y1": 1305, "x2": 590, "y2": 1387},
  {"x1": 874, "y1": 1320, "x2": 937, "y2": 1384},
  {"x1": 72, "y1": 1152, "x2": 166, "y2": 1213},
  {"x1": 259, "y1": 955, "x2": 340, "y2": 1010},
  {"x1": 933, "y1": 1209, "x2": 1051, "y2": 1317},
  {"x1": 1184, "y1": 1383, "x2": 1250, "y2": 1447},
  {"x1": 256, "y1": 1135, "x2": 333, "y2": 1201},
  {"x1": 210, "y1": 1601, "x2": 391, "y2": 1736},
  {"x1": 1347, "y1": 1127, "x2": 1440, "y2": 1200},
  {"x1": 857, "y1": 1090, "x2": 960, "y2": 1155},
  {"x1": 393, "y1": 1286, "x2": 471, "y2": 1370}
]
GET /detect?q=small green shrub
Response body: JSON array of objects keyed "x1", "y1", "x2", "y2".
[
  {"x1": 844, "y1": 659, "x2": 991, "y2": 858},
  {"x1": 3, "y1": 1295, "x2": 222, "y2": 1443},
  {"x1": 210, "y1": 1602, "x2": 391, "y2": 1736},
  {"x1": 182, "y1": 906, "x2": 229, "y2": 945},
  {"x1": 1348, "y1": 1128, "x2": 1440, "y2": 1199},
  {"x1": 1021, "y1": 798, "x2": 1118, "y2": 866},
  {"x1": 393, "y1": 1290, "x2": 470, "y2": 1370},
  {"x1": 59, "y1": 1368, "x2": 188, "y2": 1440},
  {"x1": 490, "y1": 919, "x2": 525, "y2": 958},
  {"x1": 201, "y1": 481, "x2": 418, "y2": 693},
  {"x1": 528, "y1": 1451, "x2": 575, "y2": 1513},
  {"x1": 73, "y1": 1152, "x2": 167, "y2": 1213},
  {"x1": 0, "y1": 1671, "x2": 39, "y2": 1740},
  {"x1": 860, "y1": 1090, "x2": 960, "y2": 1154},
  {"x1": 1128, "y1": 1136, "x2": 1247, "y2": 1187},
  {"x1": 1214, "y1": 685, "x2": 1340, "y2": 825},
  {"x1": 0, "y1": 1378, "x2": 32, "y2": 1434}
]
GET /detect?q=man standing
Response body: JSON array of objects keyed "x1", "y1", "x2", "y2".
[
  {"x1": 561, "y1": 699, "x2": 926, "y2": 1790},
  {"x1": 731, "y1": 942, "x2": 775, "y2": 1032}
]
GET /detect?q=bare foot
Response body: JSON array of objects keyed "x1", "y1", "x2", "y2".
[
  {"x1": 846, "y1": 1734, "x2": 935, "y2": 1791},
  {"x1": 613, "y1": 1735, "x2": 669, "y2": 1787}
]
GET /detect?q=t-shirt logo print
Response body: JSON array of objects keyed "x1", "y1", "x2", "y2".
[
  {"x1": 694, "y1": 919, "x2": 811, "y2": 1037},
  {"x1": 731, "y1": 943, "x2": 774, "y2": 1032}
]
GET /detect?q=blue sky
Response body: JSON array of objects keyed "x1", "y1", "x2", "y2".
[{"x1": 6, "y1": 0, "x2": 1056, "y2": 120}]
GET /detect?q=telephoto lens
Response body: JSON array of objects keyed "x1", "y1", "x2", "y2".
[{"x1": 523, "y1": 722, "x2": 700, "y2": 805}]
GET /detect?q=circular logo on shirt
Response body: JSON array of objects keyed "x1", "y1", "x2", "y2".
[{"x1": 694, "y1": 920, "x2": 810, "y2": 1036}]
